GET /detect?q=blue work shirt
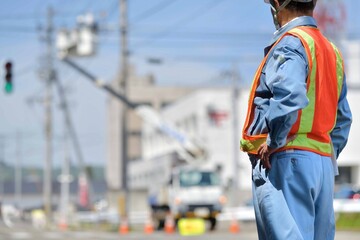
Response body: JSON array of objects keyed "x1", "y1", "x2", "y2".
[{"x1": 247, "y1": 16, "x2": 352, "y2": 159}]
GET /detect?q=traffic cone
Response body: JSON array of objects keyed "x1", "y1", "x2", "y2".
[
  {"x1": 119, "y1": 216, "x2": 129, "y2": 235},
  {"x1": 229, "y1": 217, "x2": 240, "y2": 233},
  {"x1": 144, "y1": 215, "x2": 154, "y2": 234},
  {"x1": 164, "y1": 213, "x2": 175, "y2": 234},
  {"x1": 58, "y1": 218, "x2": 68, "y2": 231}
]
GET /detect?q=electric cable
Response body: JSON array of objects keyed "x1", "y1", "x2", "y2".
[
  {"x1": 131, "y1": 0, "x2": 180, "y2": 24},
  {"x1": 0, "y1": 26, "x2": 38, "y2": 33},
  {"x1": 102, "y1": 30, "x2": 270, "y2": 41},
  {"x1": 15, "y1": 64, "x2": 37, "y2": 78},
  {"x1": 102, "y1": 0, "x2": 119, "y2": 20},
  {"x1": 131, "y1": 0, "x2": 227, "y2": 49}
]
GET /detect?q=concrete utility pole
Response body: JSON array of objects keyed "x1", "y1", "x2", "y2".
[
  {"x1": 0, "y1": 136, "x2": 4, "y2": 202},
  {"x1": 118, "y1": 0, "x2": 129, "y2": 218},
  {"x1": 54, "y1": 76, "x2": 90, "y2": 207},
  {"x1": 231, "y1": 64, "x2": 240, "y2": 206},
  {"x1": 59, "y1": 125, "x2": 71, "y2": 226},
  {"x1": 15, "y1": 132, "x2": 22, "y2": 208},
  {"x1": 43, "y1": 7, "x2": 55, "y2": 225}
]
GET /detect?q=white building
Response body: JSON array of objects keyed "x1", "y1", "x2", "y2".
[
  {"x1": 337, "y1": 40, "x2": 360, "y2": 186},
  {"x1": 130, "y1": 83, "x2": 359, "y2": 202},
  {"x1": 106, "y1": 67, "x2": 192, "y2": 208},
  {"x1": 343, "y1": 40, "x2": 360, "y2": 88},
  {"x1": 337, "y1": 90, "x2": 359, "y2": 185},
  {"x1": 129, "y1": 87, "x2": 254, "y2": 203},
  {"x1": 128, "y1": 40, "x2": 360, "y2": 207}
]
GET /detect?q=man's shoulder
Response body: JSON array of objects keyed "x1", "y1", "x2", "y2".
[{"x1": 272, "y1": 35, "x2": 305, "y2": 54}]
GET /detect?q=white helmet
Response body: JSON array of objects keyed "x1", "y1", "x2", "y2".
[
  {"x1": 264, "y1": 0, "x2": 313, "y2": 2},
  {"x1": 264, "y1": 0, "x2": 315, "y2": 30},
  {"x1": 264, "y1": 0, "x2": 314, "y2": 11}
]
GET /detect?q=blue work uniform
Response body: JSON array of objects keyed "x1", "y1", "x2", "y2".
[{"x1": 249, "y1": 16, "x2": 352, "y2": 240}]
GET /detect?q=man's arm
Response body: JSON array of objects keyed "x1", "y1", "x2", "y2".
[
  {"x1": 264, "y1": 36, "x2": 309, "y2": 150},
  {"x1": 258, "y1": 36, "x2": 309, "y2": 168},
  {"x1": 330, "y1": 75, "x2": 352, "y2": 159}
]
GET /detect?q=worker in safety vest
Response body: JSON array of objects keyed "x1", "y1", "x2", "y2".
[{"x1": 240, "y1": 0, "x2": 352, "y2": 239}]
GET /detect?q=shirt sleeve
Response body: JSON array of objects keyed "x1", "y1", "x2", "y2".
[
  {"x1": 330, "y1": 75, "x2": 352, "y2": 159},
  {"x1": 264, "y1": 36, "x2": 309, "y2": 149}
]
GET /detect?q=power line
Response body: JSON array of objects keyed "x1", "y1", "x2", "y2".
[
  {"x1": 0, "y1": 11, "x2": 81, "y2": 21},
  {"x1": 131, "y1": 0, "x2": 227, "y2": 49},
  {"x1": 134, "y1": 53, "x2": 262, "y2": 63},
  {"x1": 0, "y1": 26, "x2": 38, "y2": 33},
  {"x1": 100, "y1": 36, "x2": 265, "y2": 51},
  {"x1": 98, "y1": 0, "x2": 181, "y2": 33},
  {"x1": 95, "y1": 17, "x2": 261, "y2": 37},
  {"x1": 0, "y1": 14, "x2": 42, "y2": 21},
  {"x1": 104, "y1": 30, "x2": 270, "y2": 40},
  {"x1": 0, "y1": 0, "x2": 39, "y2": 20},
  {"x1": 131, "y1": 0, "x2": 180, "y2": 24},
  {"x1": 15, "y1": 64, "x2": 36, "y2": 78},
  {"x1": 102, "y1": 0, "x2": 119, "y2": 20},
  {"x1": 103, "y1": 41, "x2": 249, "y2": 49},
  {"x1": 75, "y1": 0, "x2": 96, "y2": 15},
  {"x1": 171, "y1": 55, "x2": 261, "y2": 63},
  {"x1": 132, "y1": 30, "x2": 270, "y2": 38},
  {"x1": 102, "y1": 38, "x2": 264, "y2": 48}
]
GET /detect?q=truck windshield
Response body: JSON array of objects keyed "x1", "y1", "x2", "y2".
[{"x1": 179, "y1": 171, "x2": 220, "y2": 187}]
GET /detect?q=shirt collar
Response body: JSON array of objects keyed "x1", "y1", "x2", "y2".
[{"x1": 269, "y1": 16, "x2": 317, "y2": 45}]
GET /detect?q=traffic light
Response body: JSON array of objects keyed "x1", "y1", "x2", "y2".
[{"x1": 4, "y1": 61, "x2": 13, "y2": 93}]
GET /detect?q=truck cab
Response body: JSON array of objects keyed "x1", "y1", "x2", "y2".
[{"x1": 168, "y1": 168, "x2": 226, "y2": 230}]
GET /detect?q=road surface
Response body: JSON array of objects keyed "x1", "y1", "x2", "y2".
[{"x1": 0, "y1": 221, "x2": 359, "y2": 239}]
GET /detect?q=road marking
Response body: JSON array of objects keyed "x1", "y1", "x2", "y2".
[
  {"x1": 9, "y1": 232, "x2": 32, "y2": 239},
  {"x1": 42, "y1": 232, "x2": 63, "y2": 239}
]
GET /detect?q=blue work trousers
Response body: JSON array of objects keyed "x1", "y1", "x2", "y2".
[{"x1": 251, "y1": 150, "x2": 335, "y2": 240}]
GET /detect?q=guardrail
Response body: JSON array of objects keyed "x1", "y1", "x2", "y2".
[
  {"x1": 3, "y1": 199, "x2": 358, "y2": 228},
  {"x1": 334, "y1": 199, "x2": 360, "y2": 213},
  {"x1": 218, "y1": 206, "x2": 255, "y2": 221},
  {"x1": 74, "y1": 199, "x2": 360, "y2": 225},
  {"x1": 74, "y1": 207, "x2": 256, "y2": 225}
]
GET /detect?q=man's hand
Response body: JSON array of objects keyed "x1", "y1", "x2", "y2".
[
  {"x1": 258, "y1": 143, "x2": 275, "y2": 169},
  {"x1": 257, "y1": 135, "x2": 297, "y2": 169}
]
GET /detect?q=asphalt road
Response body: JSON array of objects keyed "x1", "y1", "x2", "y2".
[{"x1": 0, "y1": 221, "x2": 359, "y2": 240}]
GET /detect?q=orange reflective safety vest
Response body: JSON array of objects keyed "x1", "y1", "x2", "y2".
[{"x1": 240, "y1": 26, "x2": 344, "y2": 156}]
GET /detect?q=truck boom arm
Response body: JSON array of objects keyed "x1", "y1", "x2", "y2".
[{"x1": 62, "y1": 58, "x2": 207, "y2": 163}]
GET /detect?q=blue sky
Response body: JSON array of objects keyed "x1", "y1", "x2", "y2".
[{"x1": 0, "y1": 0, "x2": 357, "y2": 168}]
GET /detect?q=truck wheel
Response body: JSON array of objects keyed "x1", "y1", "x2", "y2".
[
  {"x1": 157, "y1": 219, "x2": 165, "y2": 230},
  {"x1": 209, "y1": 217, "x2": 217, "y2": 231}
]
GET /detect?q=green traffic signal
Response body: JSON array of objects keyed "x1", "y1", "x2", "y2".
[
  {"x1": 4, "y1": 61, "x2": 13, "y2": 94},
  {"x1": 5, "y1": 82, "x2": 12, "y2": 93}
]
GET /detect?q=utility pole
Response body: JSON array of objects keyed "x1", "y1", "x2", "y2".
[
  {"x1": 0, "y1": 136, "x2": 4, "y2": 203},
  {"x1": 59, "y1": 126, "x2": 71, "y2": 227},
  {"x1": 54, "y1": 76, "x2": 90, "y2": 209},
  {"x1": 231, "y1": 64, "x2": 240, "y2": 206},
  {"x1": 15, "y1": 132, "x2": 22, "y2": 208},
  {"x1": 118, "y1": 0, "x2": 129, "y2": 218},
  {"x1": 43, "y1": 7, "x2": 55, "y2": 225}
]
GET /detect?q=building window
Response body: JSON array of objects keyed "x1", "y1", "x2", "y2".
[
  {"x1": 161, "y1": 101, "x2": 172, "y2": 108},
  {"x1": 129, "y1": 131, "x2": 141, "y2": 136},
  {"x1": 137, "y1": 101, "x2": 152, "y2": 107},
  {"x1": 336, "y1": 166, "x2": 352, "y2": 185},
  {"x1": 191, "y1": 114, "x2": 197, "y2": 131}
]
